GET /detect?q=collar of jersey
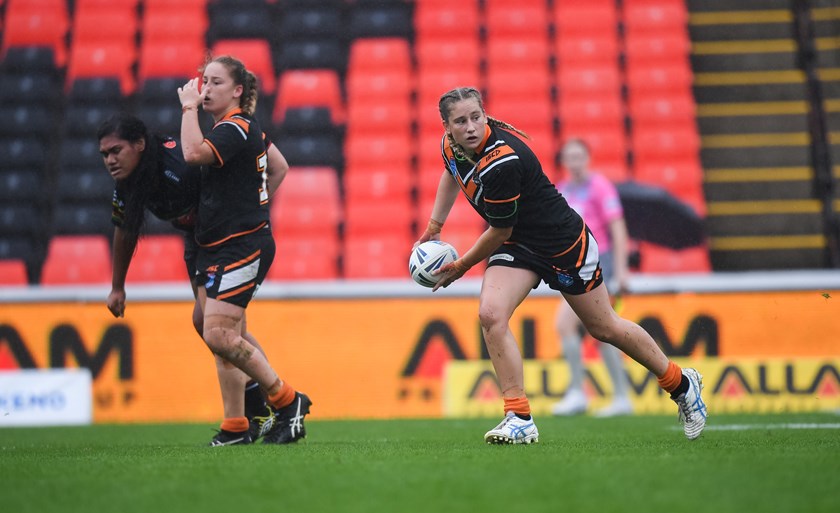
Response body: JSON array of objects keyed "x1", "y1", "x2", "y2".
[
  {"x1": 220, "y1": 107, "x2": 243, "y2": 121},
  {"x1": 474, "y1": 124, "x2": 492, "y2": 155}
]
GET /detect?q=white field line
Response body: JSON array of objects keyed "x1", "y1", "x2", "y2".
[{"x1": 671, "y1": 423, "x2": 840, "y2": 431}]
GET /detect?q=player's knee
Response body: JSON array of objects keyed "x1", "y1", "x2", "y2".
[{"x1": 478, "y1": 303, "x2": 506, "y2": 333}]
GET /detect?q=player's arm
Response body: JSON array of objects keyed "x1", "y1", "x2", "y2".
[
  {"x1": 107, "y1": 226, "x2": 137, "y2": 318},
  {"x1": 432, "y1": 225, "x2": 511, "y2": 291},
  {"x1": 265, "y1": 142, "x2": 288, "y2": 200},
  {"x1": 177, "y1": 78, "x2": 216, "y2": 166},
  {"x1": 417, "y1": 171, "x2": 460, "y2": 245},
  {"x1": 608, "y1": 216, "x2": 630, "y2": 294}
]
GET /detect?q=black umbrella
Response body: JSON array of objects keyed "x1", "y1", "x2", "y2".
[{"x1": 616, "y1": 181, "x2": 706, "y2": 249}]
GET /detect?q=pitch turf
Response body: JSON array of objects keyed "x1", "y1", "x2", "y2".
[{"x1": 2, "y1": 413, "x2": 839, "y2": 513}]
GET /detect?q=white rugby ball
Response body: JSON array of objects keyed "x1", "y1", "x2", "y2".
[{"x1": 409, "y1": 241, "x2": 459, "y2": 288}]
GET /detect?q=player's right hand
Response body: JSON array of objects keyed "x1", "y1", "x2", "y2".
[{"x1": 106, "y1": 289, "x2": 126, "y2": 318}]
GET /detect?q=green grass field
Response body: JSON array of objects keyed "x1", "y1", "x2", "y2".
[{"x1": 2, "y1": 413, "x2": 839, "y2": 513}]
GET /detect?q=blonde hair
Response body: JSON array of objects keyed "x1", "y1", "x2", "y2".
[
  {"x1": 202, "y1": 54, "x2": 259, "y2": 116},
  {"x1": 438, "y1": 86, "x2": 530, "y2": 164}
]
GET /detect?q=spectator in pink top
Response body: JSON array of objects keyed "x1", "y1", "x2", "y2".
[{"x1": 551, "y1": 139, "x2": 633, "y2": 417}]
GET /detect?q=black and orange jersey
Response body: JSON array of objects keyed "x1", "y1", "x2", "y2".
[
  {"x1": 111, "y1": 136, "x2": 199, "y2": 231},
  {"x1": 440, "y1": 124, "x2": 582, "y2": 256},
  {"x1": 197, "y1": 108, "x2": 272, "y2": 246}
]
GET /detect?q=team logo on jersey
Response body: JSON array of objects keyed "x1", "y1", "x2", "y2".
[
  {"x1": 555, "y1": 271, "x2": 575, "y2": 289},
  {"x1": 205, "y1": 273, "x2": 216, "y2": 289},
  {"x1": 448, "y1": 158, "x2": 458, "y2": 178},
  {"x1": 164, "y1": 140, "x2": 177, "y2": 149}
]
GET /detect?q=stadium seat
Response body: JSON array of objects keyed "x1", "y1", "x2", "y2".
[
  {"x1": 622, "y1": 2, "x2": 689, "y2": 38},
  {"x1": 270, "y1": 178, "x2": 341, "y2": 238},
  {"x1": 348, "y1": 3, "x2": 413, "y2": 39},
  {"x1": 485, "y1": 67, "x2": 552, "y2": 105},
  {"x1": 0, "y1": 236, "x2": 35, "y2": 263},
  {"x1": 274, "y1": 133, "x2": 343, "y2": 169},
  {"x1": 65, "y1": 41, "x2": 137, "y2": 95},
  {"x1": 556, "y1": 65, "x2": 622, "y2": 99},
  {"x1": 623, "y1": 34, "x2": 691, "y2": 66},
  {"x1": 55, "y1": 169, "x2": 114, "y2": 203},
  {"x1": 278, "y1": 5, "x2": 341, "y2": 40},
  {"x1": 486, "y1": 38, "x2": 550, "y2": 69},
  {"x1": 346, "y1": 69, "x2": 413, "y2": 105},
  {"x1": 553, "y1": 3, "x2": 619, "y2": 38},
  {"x1": 415, "y1": 37, "x2": 481, "y2": 74},
  {"x1": 414, "y1": 2, "x2": 480, "y2": 39},
  {"x1": 276, "y1": 107, "x2": 335, "y2": 135},
  {"x1": 343, "y1": 198, "x2": 414, "y2": 240},
  {"x1": 71, "y1": 8, "x2": 138, "y2": 46},
  {"x1": 142, "y1": 10, "x2": 207, "y2": 45},
  {"x1": 344, "y1": 133, "x2": 412, "y2": 171},
  {"x1": 0, "y1": 204, "x2": 41, "y2": 237},
  {"x1": 0, "y1": 258, "x2": 29, "y2": 285},
  {"x1": 628, "y1": 95, "x2": 698, "y2": 129},
  {"x1": 633, "y1": 159, "x2": 707, "y2": 216},
  {"x1": 558, "y1": 97, "x2": 625, "y2": 133},
  {"x1": 275, "y1": 166, "x2": 340, "y2": 203},
  {"x1": 138, "y1": 41, "x2": 205, "y2": 82},
  {"x1": 40, "y1": 235, "x2": 112, "y2": 285},
  {"x1": 484, "y1": 3, "x2": 549, "y2": 38},
  {"x1": 631, "y1": 127, "x2": 701, "y2": 164},
  {"x1": 0, "y1": 105, "x2": 52, "y2": 139},
  {"x1": 625, "y1": 63, "x2": 694, "y2": 96},
  {"x1": 206, "y1": 3, "x2": 273, "y2": 42},
  {"x1": 211, "y1": 39, "x2": 276, "y2": 93},
  {"x1": 416, "y1": 68, "x2": 482, "y2": 127},
  {"x1": 637, "y1": 242, "x2": 711, "y2": 274},
  {"x1": 268, "y1": 235, "x2": 339, "y2": 281},
  {"x1": 342, "y1": 234, "x2": 413, "y2": 280},
  {"x1": 555, "y1": 34, "x2": 620, "y2": 67},
  {"x1": 346, "y1": 100, "x2": 413, "y2": 138},
  {"x1": 348, "y1": 38, "x2": 412, "y2": 74},
  {"x1": 125, "y1": 235, "x2": 186, "y2": 283},
  {"x1": 273, "y1": 69, "x2": 344, "y2": 125},
  {"x1": 0, "y1": 170, "x2": 42, "y2": 203},
  {"x1": 1, "y1": 6, "x2": 69, "y2": 66},
  {"x1": 0, "y1": 46, "x2": 60, "y2": 76},
  {"x1": 50, "y1": 202, "x2": 114, "y2": 237},
  {"x1": 0, "y1": 137, "x2": 46, "y2": 171},
  {"x1": 343, "y1": 167, "x2": 413, "y2": 204},
  {"x1": 276, "y1": 38, "x2": 346, "y2": 72}
]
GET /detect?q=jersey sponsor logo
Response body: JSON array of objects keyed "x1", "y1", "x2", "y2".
[
  {"x1": 163, "y1": 169, "x2": 181, "y2": 183},
  {"x1": 163, "y1": 140, "x2": 177, "y2": 149}
]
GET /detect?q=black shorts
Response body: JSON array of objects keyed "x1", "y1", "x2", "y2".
[
  {"x1": 486, "y1": 224, "x2": 603, "y2": 295},
  {"x1": 194, "y1": 226, "x2": 275, "y2": 308}
]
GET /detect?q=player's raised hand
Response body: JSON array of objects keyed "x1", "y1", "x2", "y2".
[{"x1": 177, "y1": 77, "x2": 205, "y2": 110}]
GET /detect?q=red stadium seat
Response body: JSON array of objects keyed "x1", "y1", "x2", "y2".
[
  {"x1": 346, "y1": 69, "x2": 413, "y2": 104},
  {"x1": 623, "y1": 34, "x2": 691, "y2": 66},
  {"x1": 414, "y1": 2, "x2": 480, "y2": 39},
  {"x1": 269, "y1": 235, "x2": 340, "y2": 281},
  {"x1": 559, "y1": 96, "x2": 625, "y2": 133},
  {"x1": 65, "y1": 40, "x2": 137, "y2": 95},
  {"x1": 0, "y1": 259, "x2": 28, "y2": 285},
  {"x1": 343, "y1": 198, "x2": 414, "y2": 239},
  {"x1": 138, "y1": 40, "x2": 206, "y2": 82},
  {"x1": 631, "y1": 127, "x2": 701, "y2": 164},
  {"x1": 622, "y1": 2, "x2": 689, "y2": 38},
  {"x1": 344, "y1": 133, "x2": 412, "y2": 171},
  {"x1": 486, "y1": 38, "x2": 550, "y2": 69},
  {"x1": 482, "y1": 98, "x2": 555, "y2": 143},
  {"x1": 271, "y1": 168, "x2": 341, "y2": 238},
  {"x1": 211, "y1": 39, "x2": 276, "y2": 93},
  {"x1": 41, "y1": 235, "x2": 112, "y2": 285},
  {"x1": 343, "y1": 167, "x2": 413, "y2": 204},
  {"x1": 1, "y1": 8, "x2": 69, "y2": 66},
  {"x1": 553, "y1": 4, "x2": 619, "y2": 38},
  {"x1": 555, "y1": 34, "x2": 620, "y2": 67},
  {"x1": 71, "y1": 8, "x2": 139, "y2": 46},
  {"x1": 347, "y1": 99, "x2": 413, "y2": 138},
  {"x1": 637, "y1": 242, "x2": 711, "y2": 274},
  {"x1": 629, "y1": 94, "x2": 698, "y2": 129},
  {"x1": 485, "y1": 66, "x2": 552, "y2": 104},
  {"x1": 343, "y1": 234, "x2": 414, "y2": 279},
  {"x1": 415, "y1": 37, "x2": 481, "y2": 74},
  {"x1": 273, "y1": 69, "x2": 345, "y2": 125},
  {"x1": 348, "y1": 38, "x2": 412, "y2": 73},
  {"x1": 74, "y1": 0, "x2": 140, "y2": 8},
  {"x1": 142, "y1": 9, "x2": 207, "y2": 45},
  {"x1": 125, "y1": 235, "x2": 186, "y2": 283},
  {"x1": 626, "y1": 63, "x2": 694, "y2": 96},
  {"x1": 484, "y1": 3, "x2": 549, "y2": 38},
  {"x1": 633, "y1": 159, "x2": 707, "y2": 216},
  {"x1": 556, "y1": 65, "x2": 622, "y2": 99}
]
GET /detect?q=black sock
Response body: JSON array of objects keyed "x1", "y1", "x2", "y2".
[
  {"x1": 515, "y1": 413, "x2": 532, "y2": 421},
  {"x1": 670, "y1": 375, "x2": 690, "y2": 399},
  {"x1": 244, "y1": 381, "x2": 266, "y2": 418}
]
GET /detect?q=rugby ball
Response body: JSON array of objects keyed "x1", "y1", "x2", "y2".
[{"x1": 409, "y1": 241, "x2": 459, "y2": 288}]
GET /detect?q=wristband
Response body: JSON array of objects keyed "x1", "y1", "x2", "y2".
[
  {"x1": 182, "y1": 105, "x2": 197, "y2": 113},
  {"x1": 427, "y1": 218, "x2": 444, "y2": 234},
  {"x1": 451, "y1": 259, "x2": 470, "y2": 274}
]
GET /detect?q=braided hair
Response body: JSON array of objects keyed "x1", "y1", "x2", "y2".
[
  {"x1": 438, "y1": 86, "x2": 530, "y2": 164},
  {"x1": 97, "y1": 113, "x2": 161, "y2": 245},
  {"x1": 203, "y1": 55, "x2": 259, "y2": 116}
]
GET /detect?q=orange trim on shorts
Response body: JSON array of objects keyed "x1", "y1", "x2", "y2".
[
  {"x1": 216, "y1": 282, "x2": 255, "y2": 301},
  {"x1": 224, "y1": 249, "x2": 261, "y2": 271},
  {"x1": 551, "y1": 223, "x2": 586, "y2": 258},
  {"x1": 199, "y1": 222, "x2": 268, "y2": 248}
]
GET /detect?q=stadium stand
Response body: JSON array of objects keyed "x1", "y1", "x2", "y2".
[{"x1": 40, "y1": 235, "x2": 112, "y2": 285}]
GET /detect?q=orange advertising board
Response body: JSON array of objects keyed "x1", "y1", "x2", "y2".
[{"x1": 0, "y1": 290, "x2": 838, "y2": 422}]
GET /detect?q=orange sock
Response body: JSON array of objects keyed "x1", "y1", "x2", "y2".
[
  {"x1": 657, "y1": 361, "x2": 683, "y2": 393},
  {"x1": 268, "y1": 381, "x2": 296, "y2": 409},
  {"x1": 503, "y1": 396, "x2": 531, "y2": 417},
  {"x1": 220, "y1": 416, "x2": 249, "y2": 432}
]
